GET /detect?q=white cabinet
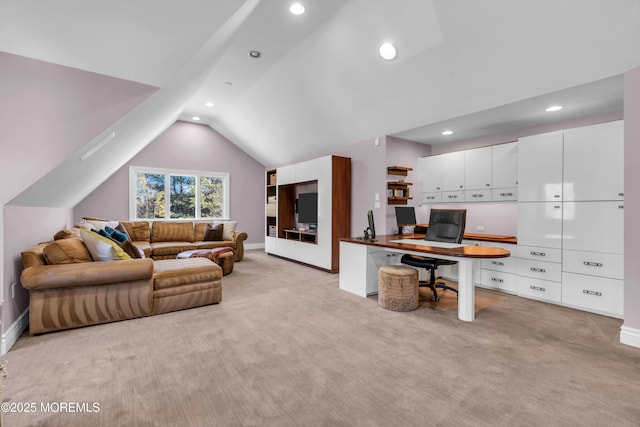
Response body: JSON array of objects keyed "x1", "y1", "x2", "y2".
[
  {"x1": 492, "y1": 142, "x2": 518, "y2": 201},
  {"x1": 517, "y1": 131, "x2": 563, "y2": 202},
  {"x1": 563, "y1": 121, "x2": 624, "y2": 202},
  {"x1": 562, "y1": 201, "x2": 624, "y2": 254},
  {"x1": 440, "y1": 151, "x2": 465, "y2": 192},
  {"x1": 464, "y1": 146, "x2": 492, "y2": 190},
  {"x1": 562, "y1": 273, "x2": 623, "y2": 318},
  {"x1": 419, "y1": 156, "x2": 442, "y2": 193},
  {"x1": 276, "y1": 164, "x2": 296, "y2": 185},
  {"x1": 517, "y1": 202, "x2": 563, "y2": 248},
  {"x1": 478, "y1": 242, "x2": 517, "y2": 294}
]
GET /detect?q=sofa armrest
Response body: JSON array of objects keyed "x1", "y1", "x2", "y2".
[
  {"x1": 232, "y1": 231, "x2": 248, "y2": 261},
  {"x1": 21, "y1": 258, "x2": 154, "y2": 291}
]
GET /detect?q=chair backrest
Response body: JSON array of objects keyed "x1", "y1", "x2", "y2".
[{"x1": 425, "y1": 209, "x2": 466, "y2": 243}]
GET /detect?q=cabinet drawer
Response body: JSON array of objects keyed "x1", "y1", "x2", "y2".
[
  {"x1": 562, "y1": 273, "x2": 623, "y2": 317},
  {"x1": 442, "y1": 191, "x2": 464, "y2": 202},
  {"x1": 517, "y1": 259, "x2": 561, "y2": 281},
  {"x1": 420, "y1": 192, "x2": 441, "y2": 204},
  {"x1": 480, "y1": 270, "x2": 517, "y2": 293},
  {"x1": 492, "y1": 188, "x2": 517, "y2": 201},
  {"x1": 517, "y1": 245, "x2": 562, "y2": 263},
  {"x1": 562, "y1": 250, "x2": 623, "y2": 279},
  {"x1": 517, "y1": 277, "x2": 561, "y2": 303},
  {"x1": 481, "y1": 257, "x2": 517, "y2": 274},
  {"x1": 465, "y1": 189, "x2": 492, "y2": 202}
]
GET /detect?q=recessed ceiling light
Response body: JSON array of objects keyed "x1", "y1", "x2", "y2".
[
  {"x1": 248, "y1": 50, "x2": 262, "y2": 59},
  {"x1": 192, "y1": 116, "x2": 201, "y2": 121},
  {"x1": 205, "y1": 102, "x2": 214, "y2": 107},
  {"x1": 545, "y1": 105, "x2": 564, "y2": 112},
  {"x1": 379, "y1": 43, "x2": 397, "y2": 61},
  {"x1": 442, "y1": 130, "x2": 454, "y2": 136},
  {"x1": 290, "y1": 3, "x2": 305, "y2": 15}
]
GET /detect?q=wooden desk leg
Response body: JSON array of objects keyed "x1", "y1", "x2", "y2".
[{"x1": 457, "y1": 259, "x2": 475, "y2": 321}]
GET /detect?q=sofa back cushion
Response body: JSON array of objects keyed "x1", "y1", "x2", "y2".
[
  {"x1": 43, "y1": 239, "x2": 93, "y2": 265},
  {"x1": 120, "y1": 221, "x2": 150, "y2": 242},
  {"x1": 151, "y1": 221, "x2": 194, "y2": 243}
]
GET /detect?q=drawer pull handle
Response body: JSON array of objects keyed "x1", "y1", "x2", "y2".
[
  {"x1": 554, "y1": 195, "x2": 560, "y2": 198},
  {"x1": 530, "y1": 251, "x2": 546, "y2": 257},
  {"x1": 500, "y1": 192, "x2": 513, "y2": 197},
  {"x1": 472, "y1": 194, "x2": 484, "y2": 198},
  {"x1": 530, "y1": 267, "x2": 546, "y2": 273},
  {"x1": 491, "y1": 278, "x2": 504, "y2": 283},
  {"x1": 530, "y1": 286, "x2": 546, "y2": 292},
  {"x1": 554, "y1": 205, "x2": 561, "y2": 209},
  {"x1": 619, "y1": 205, "x2": 624, "y2": 209},
  {"x1": 583, "y1": 261, "x2": 603, "y2": 267},
  {"x1": 491, "y1": 261, "x2": 504, "y2": 266},
  {"x1": 583, "y1": 290, "x2": 602, "y2": 297},
  {"x1": 485, "y1": 183, "x2": 490, "y2": 187},
  {"x1": 448, "y1": 195, "x2": 458, "y2": 199},
  {"x1": 619, "y1": 192, "x2": 624, "y2": 197}
]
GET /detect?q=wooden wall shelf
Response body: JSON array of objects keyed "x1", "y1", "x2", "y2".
[{"x1": 387, "y1": 166, "x2": 413, "y2": 176}]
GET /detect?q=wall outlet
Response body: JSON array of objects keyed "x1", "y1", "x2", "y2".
[{"x1": 476, "y1": 226, "x2": 485, "y2": 232}]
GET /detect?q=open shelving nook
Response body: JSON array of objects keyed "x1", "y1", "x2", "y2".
[
  {"x1": 387, "y1": 165, "x2": 413, "y2": 205},
  {"x1": 278, "y1": 180, "x2": 318, "y2": 245}
]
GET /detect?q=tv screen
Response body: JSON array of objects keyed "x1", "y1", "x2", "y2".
[
  {"x1": 395, "y1": 206, "x2": 417, "y2": 226},
  {"x1": 297, "y1": 193, "x2": 318, "y2": 224}
]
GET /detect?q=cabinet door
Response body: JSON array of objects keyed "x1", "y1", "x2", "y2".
[
  {"x1": 517, "y1": 202, "x2": 563, "y2": 248},
  {"x1": 440, "y1": 151, "x2": 465, "y2": 191},
  {"x1": 419, "y1": 156, "x2": 442, "y2": 193},
  {"x1": 492, "y1": 141, "x2": 518, "y2": 188},
  {"x1": 464, "y1": 146, "x2": 492, "y2": 190},
  {"x1": 562, "y1": 201, "x2": 624, "y2": 254},
  {"x1": 563, "y1": 120, "x2": 624, "y2": 201},
  {"x1": 517, "y1": 131, "x2": 563, "y2": 202}
]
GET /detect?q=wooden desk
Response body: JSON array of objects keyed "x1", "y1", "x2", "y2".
[{"x1": 339, "y1": 234, "x2": 510, "y2": 321}]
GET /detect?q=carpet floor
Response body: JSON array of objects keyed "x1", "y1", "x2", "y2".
[{"x1": 3, "y1": 249, "x2": 640, "y2": 426}]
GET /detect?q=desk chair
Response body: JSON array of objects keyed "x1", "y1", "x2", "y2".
[{"x1": 400, "y1": 209, "x2": 467, "y2": 302}]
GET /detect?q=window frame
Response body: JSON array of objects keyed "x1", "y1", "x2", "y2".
[{"x1": 129, "y1": 166, "x2": 230, "y2": 221}]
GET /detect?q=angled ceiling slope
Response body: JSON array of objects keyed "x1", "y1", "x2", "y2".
[{"x1": 3, "y1": 0, "x2": 640, "y2": 206}]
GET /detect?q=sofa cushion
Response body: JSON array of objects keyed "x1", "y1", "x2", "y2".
[
  {"x1": 53, "y1": 228, "x2": 82, "y2": 241},
  {"x1": 151, "y1": 222, "x2": 194, "y2": 243},
  {"x1": 203, "y1": 223, "x2": 224, "y2": 241},
  {"x1": 120, "y1": 221, "x2": 150, "y2": 242},
  {"x1": 214, "y1": 220, "x2": 237, "y2": 241},
  {"x1": 153, "y1": 258, "x2": 222, "y2": 290},
  {"x1": 43, "y1": 239, "x2": 93, "y2": 265},
  {"x1": 150, "y1": 241, "x2": 196, "y2": 257},
  {"x1": 80, "y1": 228, "x2": 132, "y2": 261},
  {"x1": 119, "y1": 240, "x2": 145, "y2": 259}
]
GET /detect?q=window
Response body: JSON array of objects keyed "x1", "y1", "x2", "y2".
[{"x1": 130, "y1": 167, "x2": 229, "y2": 220}]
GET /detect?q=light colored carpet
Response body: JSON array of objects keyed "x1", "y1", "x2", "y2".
[{"x1": 3, "y1": 250, "x2": 640, "y2": 426}]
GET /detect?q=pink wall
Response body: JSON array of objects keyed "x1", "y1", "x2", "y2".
[
  {"x1": 74, "y1": 121, "x2": 265, "y2": 245},
  {"x1": 0, "y1": 52, "x2": 156, "y2": 338},
  {"x1": 624, "y1": 67, "x2": 640, "y2": 330},
  {"x1": 3, "y1": 206, "x2": 74, "y2": 332}
]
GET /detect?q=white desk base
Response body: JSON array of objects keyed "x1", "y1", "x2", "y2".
[{"x1": 339, "y1": 241, "x2": 476, "y2": 322}]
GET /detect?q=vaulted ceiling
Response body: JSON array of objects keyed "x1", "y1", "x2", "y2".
[{"x1": 2, "y1": 0, "x2": 640, "y2": 207}]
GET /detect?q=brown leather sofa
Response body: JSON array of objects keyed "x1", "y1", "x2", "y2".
[
  {"x1": 21, "y1": 243, "x2": 223, "y2": 335},
  {"x1": 119, "y1": 221, "x2": 248, "y2": 262}
]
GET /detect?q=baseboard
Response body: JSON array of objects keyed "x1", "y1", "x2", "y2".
[
  {"x1": 246, "y1": 243, "x2": 265, "y2": 250},
  {"x1": 1, "y1": 308, "x2": 29, "y2": 355},
  {"x1": 620, "y1": 325, "x2": 640, "y2": 349}
]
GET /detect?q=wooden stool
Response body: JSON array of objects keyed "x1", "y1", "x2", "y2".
[{"x1": 378, "y1": 265, "x2": 419, "y2": 311}]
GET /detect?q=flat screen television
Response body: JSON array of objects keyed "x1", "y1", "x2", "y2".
[{"x1": 297, "y1": 192, "x2": 318, "y2": 224}]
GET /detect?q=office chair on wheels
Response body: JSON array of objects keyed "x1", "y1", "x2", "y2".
[{"x1": 400, "y1": 209, "x2": 467, "y2": 302}]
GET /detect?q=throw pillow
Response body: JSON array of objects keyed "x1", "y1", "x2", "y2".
[
  {"x1": 104, "y1": 226, "x2": 129, "y2": 242},
  {"x1": 115, "y1": 223, "x2": 131, "y2": 241},
  {"x1": 43, "y1": 239, "x2": 93, "y2": 265},
  {"x1": 203, "y1": 223, "x2": 224, "y2": 241},
  {"x1": 214, "y1": 221, "x2": 237, "y2": 241},
  {"x1": 80, "y1": 228, "x2": 132, "y2": 261},
  {"x1": 119, "y1": 240, "x2": 144, "y2": 259},
  {"x1": 75, "y1": 217, "x2": 120, "y2": 231}
]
